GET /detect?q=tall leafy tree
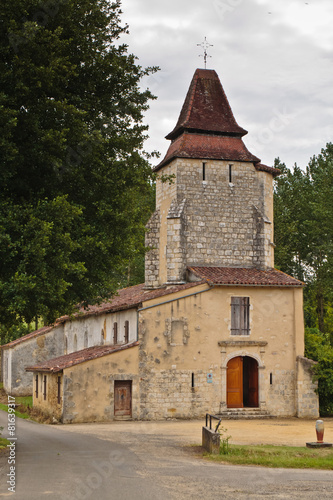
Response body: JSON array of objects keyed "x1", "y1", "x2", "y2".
[
  {"x1": 0, "y1": 0, "x2": 157, "y2": 330},
  {"x1": 274, "y1": 145, "x2": 333, "y2": 338},
  {"x1": 274, "y1": 145, "x2": 333, "y2": 415}
]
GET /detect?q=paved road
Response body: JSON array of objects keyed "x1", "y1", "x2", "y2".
[{"x1": 0, "y1": 411, "x2": 333, "y2": 499}]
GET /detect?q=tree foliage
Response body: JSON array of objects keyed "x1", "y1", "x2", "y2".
[
  {"x1": 0, "y1": 0, "x2": 157, "y2": 331},
  {"x1": 274, "y1": 144, "x2": 333, "y2": 415},
  {"x1": 274, "y1": 144, "x2": 333, "y2": 338},
  {"x1": 304, "y1": 328, "x2": 333, "y2": 416}
]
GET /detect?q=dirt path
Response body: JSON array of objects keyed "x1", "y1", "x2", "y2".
[{"x1": 58, "y1": 417, "x2": 333, "y2": 448}]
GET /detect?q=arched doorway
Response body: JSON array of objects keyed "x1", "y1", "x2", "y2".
[{"x1": 227, "y1": 356, "x2": 259, "y2": 408}]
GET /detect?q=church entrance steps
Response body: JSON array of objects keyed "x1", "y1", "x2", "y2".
[{"x1": 217, "y1": 408, "x2": 275, "y2": 420}]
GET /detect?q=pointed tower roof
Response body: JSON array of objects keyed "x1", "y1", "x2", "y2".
[
  {"x1": 155, "y1": 68, "x2": 268, "y2": 171},
  {"x1": 166, "y1": 68, "x2": 247, "y2": 141}
]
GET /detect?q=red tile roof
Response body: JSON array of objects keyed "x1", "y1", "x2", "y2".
[
  {"x1": 255, "y1": 163, "x2": 281, "y2": 178},
  {"x1": 188, "y1": 267, "x2": 304, "y2": 287},
  {"x1": 1, "y1": 325, "x2": 60, "y2": 350},
  {"x1": 155, "y1": 133, "x2": 260, "y2": 171},
  {"x1": 1, "y1": 281, "x2": 205, "y2": 349},
  {"x1": 66, "y1": 281, "x2": 205, "y2": 318},
  {"x1": 166, "y1": 69, "x2": 247, "y2": 140},
  {"x1": 25, "y1": 342, "x2": 139, "y2": 373}
]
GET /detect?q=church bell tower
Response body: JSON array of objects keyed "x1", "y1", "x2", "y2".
[{"x1": 145, "y1": 69, "x2": 280, "y2": 289}]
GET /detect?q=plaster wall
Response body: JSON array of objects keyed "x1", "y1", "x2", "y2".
[
  {"x1": 2, "y1": 325, "x2": 64, "y2": 396},
  {"x1": 32, "y1": 371, "x2": 63, "y2": 421},
  {"x1": 62, "y1": 345, "x2": 139, "y2": 423},
  {"x1": 65, "y1": 309, "x2": 137, "y2": 354},
  {"x1": 138, "y1": 284, "x2": 308, "y2": 419}
]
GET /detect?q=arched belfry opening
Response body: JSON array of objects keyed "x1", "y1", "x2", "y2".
[{"x1": 227, "y1": 356, "x2": 259, "y2": 408}]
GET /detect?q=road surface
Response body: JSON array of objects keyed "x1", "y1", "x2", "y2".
[{"x1": 0, "y1": 412, "x2": 332, "y2": 499}]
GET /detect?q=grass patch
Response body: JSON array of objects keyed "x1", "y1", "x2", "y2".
[
  {"x1": 0, "y1": 402, "x2": 31, "y2": 419},
  {"x1": 15, "y1": 395, "x2": 32, "y2": 407},
  {"x1": 0, "y1": 436, "x2": 10, "y2": 450},
  {"x1": 0, "y1": 386, "x2": 55, "y2": 424},
  {"x1": 205, "y1": 444, "x2": 333, "y2": 470}
]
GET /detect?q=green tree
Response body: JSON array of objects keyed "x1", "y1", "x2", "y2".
[
  {"x1": 304, "y1": 328, "x2": 333, "y2": 416},
  {"x1": 274, "y1": 145, "x2": 333, "y2": 339},
  {"x1": 274, "y1": 145, "x2": 333, "y2": 416},
  {"x1": 0, "y1": 0, "x2": 157, "y2": 331}
]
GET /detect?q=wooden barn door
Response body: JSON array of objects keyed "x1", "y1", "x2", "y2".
[
  {"x1": 227, "y1": 357, "x2": 243, "y2": 408},
  {"x1": 114, "y1": 381, "x2": 132, "y2": 416}
]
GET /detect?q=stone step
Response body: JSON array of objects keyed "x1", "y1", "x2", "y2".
[
  {"x1": 216, "y1": 408, "x2": 275, "y2": 420},
  {"x1": 218, "y1": 414, "x2": 275, "y2": 420}
]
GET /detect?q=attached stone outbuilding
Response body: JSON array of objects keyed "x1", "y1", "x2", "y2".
[{"x1": 26, "y1": 342, "x2": 139, "y2": 423}]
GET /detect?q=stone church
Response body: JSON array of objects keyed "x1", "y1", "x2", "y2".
[{"x1": 1, "y1": 68, "x2": 319, "y2": 422}]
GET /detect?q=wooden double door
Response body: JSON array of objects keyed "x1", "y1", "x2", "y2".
[{"x1": 227, "y1": 356, "x2": 259, "y2": 408}]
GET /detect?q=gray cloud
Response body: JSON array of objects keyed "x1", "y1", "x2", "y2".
[{"x1": 121, "y1": 0, "x2": 333, "y2": 168}]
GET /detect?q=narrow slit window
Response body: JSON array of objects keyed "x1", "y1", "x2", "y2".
[
  {"x1": 270, "y1": 373, "x2": 273, "y2": 385},
  {"x1": 57, "y1": 376, "x2": 61, "y2": 404},
  {"x1": 229, "y1": 164, "x2": 233, "y2": 183},
  {"x1": 113, "y1": 322, "x2": 118, "y2": 344},
  {"x1": 202, "y1": 162, "x2": 206, "y2": 181},
  {"x1": 231, "y1": 297, "x2": 250, "y2": 335},
  {"x1": 35, "y1": 375, "x2": 38, "y2": 398},
  {"x1": 124, "y1": 320, "x2": 129, "y2": 344},
  {"x1": 43, "y1": 375, "x2": 47, "y2": 400},
  {"x1": 191, "y1": 373, "x2": 195, "y2": 388}
]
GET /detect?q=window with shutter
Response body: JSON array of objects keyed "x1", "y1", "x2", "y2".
[
  {"x1": 231, "y1": 297, "x2": 250, "y2": 335},
  {"x1": 124, "y1": 320, "x2": 129, "y2": 343},
  {"x1": 113, "y1": 322, "x2": 118, "y2": 344}
]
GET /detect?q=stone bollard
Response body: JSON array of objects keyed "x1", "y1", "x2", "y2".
[
  {"x1": 306, "y1": 419, "x2": 332, "y2": 448},
  {"x1": 316, "y1": 420, "x2": 324, "y2": 443}
]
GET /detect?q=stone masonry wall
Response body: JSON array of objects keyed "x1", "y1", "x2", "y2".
[
  {"x1": 150, "y1": 158, "x2": 275, "y2": 286},
  {"x1": 145, "y1": 209, "x2": 161, "y2": 288},
  {"x1": 266, "y1": 368, "x2": 297, "y2": 416},
  {"x1": 296, "y1": 356, "x2": 319, "y2": 418},
  {"x1": 138, "y1": 368, "x2": 221, "y2": 420},
  {"x1": 177, "y1": 159, "x2": 273, "y2": 270},
  {"x1": 166, "y1": 198, "x2": 187, "y2": 283}
]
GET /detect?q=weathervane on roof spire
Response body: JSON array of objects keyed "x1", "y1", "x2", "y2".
[{"x1": 197, "y1": 37, "x2": 213, "y2": 69}]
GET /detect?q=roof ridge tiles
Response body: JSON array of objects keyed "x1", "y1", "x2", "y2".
[
  {"x1": 187, "y1": 266, "x2": 304, "y2": 287},
  {"x1": 25, "y1": 341, "x2": 140, "y2": 373}
]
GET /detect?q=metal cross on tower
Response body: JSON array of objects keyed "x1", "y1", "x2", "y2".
[{"x1": 197, "y1": 37, "x2": 213, "y2": 69}]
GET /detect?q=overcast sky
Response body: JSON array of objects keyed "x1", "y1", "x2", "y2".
[{"x1": 120, "y1": 0, "x2": 333, "y2": 169}]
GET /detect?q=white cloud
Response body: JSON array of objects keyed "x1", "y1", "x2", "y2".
[{"x1": 120, "y1": 0, "x2": 333, "y2": 168}]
